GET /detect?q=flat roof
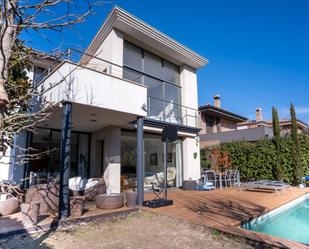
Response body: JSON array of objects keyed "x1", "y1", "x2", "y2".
[{"x1": 84, "y1": 7, "x2": 208, "y2": 69}]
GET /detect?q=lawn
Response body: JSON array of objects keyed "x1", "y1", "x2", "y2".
[{"x1": 0, "y1": 211, "x2": 253, "y2": 249}]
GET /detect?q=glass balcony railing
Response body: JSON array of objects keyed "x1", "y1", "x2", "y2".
[{"x1": 147, "y1": 96, "x2": 198, "y2": 127}]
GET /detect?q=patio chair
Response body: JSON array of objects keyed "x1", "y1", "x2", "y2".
[
  {"x1": 202, "y1": 170, "x2": 218, "y2": 189},
  {"x1": 223, "y1": 170, "x2": 233, "y2": 188},
  {"x1": 231, "y1": 170, "x2": 240, "y2": 187}
]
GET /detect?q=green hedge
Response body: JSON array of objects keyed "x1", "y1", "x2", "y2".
[{"x1": 200, "y1": 134, "x2": 309, "y2": 184}]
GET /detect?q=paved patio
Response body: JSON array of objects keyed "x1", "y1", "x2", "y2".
[
  {"x1": 0, "y1": 201, "x2": 137, "y2": 239},
  {"x1": 144, "y1": 187, "x2": 309, "y2": 249}
]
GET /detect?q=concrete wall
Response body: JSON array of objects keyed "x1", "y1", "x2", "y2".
[
  {"x1": 0, "y1": 149, "x2": 11, "y2": 181},
  {"x1": 90, "y1": 126, "x2": 121, "y2": 193},
  {"x1": 87, "y1": 29, "x2": 124, "y2": 78},
  {"x1": 200, "y1": 126, "x2": 274, "y2": 148},
  {"x1": 41, "y1": 62, "x2": 147, "y2": 117},
  {"x1": 221, "y1": 118, "x2": 237, "y2": 132},
  {"x1": 180, "y1": 65, "x2": 201, "y2": 181},
  {"x1": 182, "y1": 137, "x2": 200, "y2": 181},
  {"x1": 199, "y1": 112, "x2": 207, "y2": 134}
]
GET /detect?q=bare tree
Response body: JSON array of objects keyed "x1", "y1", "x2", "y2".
[{"x1": 0, "y1": 0, "x2": 96, "y2": 153}]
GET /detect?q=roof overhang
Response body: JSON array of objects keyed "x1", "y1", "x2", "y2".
[
  {"x1": 85, "y1": 7, "x2": 208, "y2": 69},
  {"x1": 199, "y1": 105, "x2": 248, "y2": 122}
]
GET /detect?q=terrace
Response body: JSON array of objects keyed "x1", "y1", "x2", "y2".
[
  {"x1": 1, "y1": 187, "x2": 308, "y2": 248},
  {"x1": 144, "y1": 187, "x2": 309, "y2": 248}
]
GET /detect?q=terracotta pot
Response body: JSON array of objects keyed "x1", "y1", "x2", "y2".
[
  {"x1": 125, "y1": 191, "x2": 137, "y2": 208},
  {"x1": 0, "y1": 198, "x2": 20, "y2": 216},
  {"x1": 21, "y1": 202, "x2": 40, "y2": 226}
]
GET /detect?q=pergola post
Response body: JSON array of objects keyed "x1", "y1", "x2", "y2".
[
  {"x1": 136, "y1": 118, "x2": 144, "y2": 205},
  {"x1": 59, "y1": 101, "x2": 72, "y2": 219}
]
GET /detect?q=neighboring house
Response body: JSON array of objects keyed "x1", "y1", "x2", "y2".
[
  {"x1": 200, "y1": 104, "x2": 308, "y2": 148},
  {"x1": 237, "y1": 108, "x2": 308, "y2": 136},
  {"x1": 199, "y1": 95, "x2": 248, "y2": 148},
  {"x1": 238, "y1": 108, "x2": 308, "y2": 135},
  {"x1": 0, "y1": 7, "x2": 208, "y2": 196}
]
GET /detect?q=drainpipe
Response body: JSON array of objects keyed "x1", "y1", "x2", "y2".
[
  {"x1": 136, "y1": 118, "x2": 144, "y2": 205},
  {"x1": 59, "y1": 101, "x2": 72, "y2": 219}
]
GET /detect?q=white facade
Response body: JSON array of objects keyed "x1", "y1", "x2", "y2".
[{"x1": 1, "y1": 7, "x2": 208, "y2": 193}]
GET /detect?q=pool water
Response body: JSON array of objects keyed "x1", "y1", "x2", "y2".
[{"x1": 242, "y1": 196, "x2": 309, "y2": 244}]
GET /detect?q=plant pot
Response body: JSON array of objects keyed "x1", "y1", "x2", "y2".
[
  {"x1": 70, "y1": 196, "x2": 85, "y2": 217},
  {"x1": 21, "y1": 202, "x2": 40, "y2": 226},
  {"x1": 95, "y1": 194, "x2": 124, "y2": 209},
  {"x1": 125, "y1": 191, "x2": 137, "y2": 208},
  {"x1": 0, "y1": 197, "x2": 20, "y2": 216}
]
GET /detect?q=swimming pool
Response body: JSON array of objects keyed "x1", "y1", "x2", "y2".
[{"x1": 242, "y1": 194, "x2": 309, "y2": 245}]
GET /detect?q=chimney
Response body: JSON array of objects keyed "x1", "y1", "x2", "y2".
[
  {"x1": 256, "y1": 108, "x2": 263, "y2": 122},
  {"x1": 214, "y1": 95, "x2": 221, "y2": 108}
]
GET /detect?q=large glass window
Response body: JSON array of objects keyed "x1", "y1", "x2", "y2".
[
  {"x1": 123, "y1": 41, "x2": 182, "y2": 124},
  {"x1": 163, "y1": 61, "x2": 180, "y2": 84},
  {"x1": 27, "y1": 129, "x2": 90, "y2": 185},
  {"x1": 123, "y1": 42, "x2": 142, "y2": 71},
  {"x1": 144, "y1": 52, "x2": 162, "y2": 79},
  {"x1": 165, "y1": 84, "x2": 181, "y2": 123},
  {"x1": 121, "y1": 131, "x2": 183, "y2": 190}
]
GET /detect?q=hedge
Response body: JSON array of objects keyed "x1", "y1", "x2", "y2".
[{"x1": 200, "y1": 134, "x2": 309, "y2": 184}]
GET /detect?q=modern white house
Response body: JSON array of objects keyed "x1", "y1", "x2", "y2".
[{"x1": 0, "y1": 7, "x2": 208, "y2": 206}]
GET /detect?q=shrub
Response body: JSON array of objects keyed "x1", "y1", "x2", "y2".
[{"x1": 200, "y1": 134, "x2": 309, "y2": 184}]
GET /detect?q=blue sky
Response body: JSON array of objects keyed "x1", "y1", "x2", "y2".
[{"x1": 22, "y1": 0, "x2": 309, "y2": 123}]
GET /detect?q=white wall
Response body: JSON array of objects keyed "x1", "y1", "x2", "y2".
[
  {"x1": 180, "y1": 65, "x2": 201, "y2": 181},
  {"x1": 87, "y1": 29, "x2": 124, "y2": 78},
  {"x1": 0, "y1": 149, "x2": 11, "y2": 181},
  {"x1": 41, "y1": 62, "x2": 147, "y2": 117},
  {"x1": 182, "y1": 137, "x2": 200, "y2": 181},
  {"x1": 90, "y1": 126, "x2": 121, "y2": 193},
  {"x1": 0, "y1": 133, "x2": 27, "y2": 183}
]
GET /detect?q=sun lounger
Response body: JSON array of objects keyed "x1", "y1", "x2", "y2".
[{"x1": 240, "y1": 180, "x2": 290, "y2": 194}]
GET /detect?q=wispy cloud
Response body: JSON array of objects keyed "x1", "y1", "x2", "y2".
[{"x1": 296, "y1": 106, "x2": 309, "y2": 114}]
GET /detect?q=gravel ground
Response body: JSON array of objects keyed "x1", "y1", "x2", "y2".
[{"x1": 0, "y1": 211, "x2": 254, "y2": 249}]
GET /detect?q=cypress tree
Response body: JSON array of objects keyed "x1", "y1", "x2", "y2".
[
  {"x1": 290, "y1": 103, "x2": 303, "y2": 184},
  {"x1": 272, "y1": 107, "x2": 283, "y2": 180}
]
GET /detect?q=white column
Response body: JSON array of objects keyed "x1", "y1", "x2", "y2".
[
  {"x1": 180, "y1": 65, "x2": 201, "y2": 181},
  {"x1": 182, "y1": 137, "x2": 201, "y2": 181},
  {"x1": 90, "y1": 126, "x2": 121, "y2": 193}
]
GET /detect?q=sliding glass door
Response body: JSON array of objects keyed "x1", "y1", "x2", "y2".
[{"x1": 121, "y1": 131, "x2": 183, "y2": 189}]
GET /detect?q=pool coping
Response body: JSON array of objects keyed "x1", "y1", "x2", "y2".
[{"x1": 239, "y1": 193, "x2": 309, "y2": 247}]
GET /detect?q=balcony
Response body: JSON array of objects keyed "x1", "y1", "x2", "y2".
[
  {"x1": 147, "y1": 96, "x2": 198, "y2": 127},
  {"x1": 34, "y1": 49, "x2": 198, "y2": 128}
]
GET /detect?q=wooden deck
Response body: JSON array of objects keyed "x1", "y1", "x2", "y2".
[{"x1": 144, "y1": 187, "x2": 309, "y2": 249}]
